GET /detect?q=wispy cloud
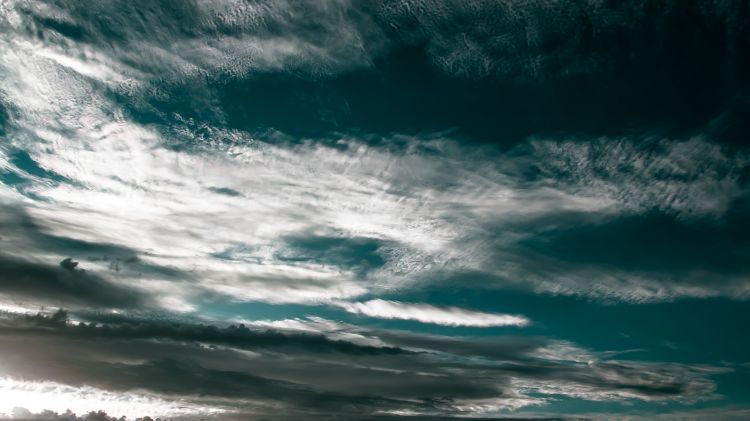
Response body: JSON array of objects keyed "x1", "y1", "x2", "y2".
[
  {"x1": 0, "y1": 311, "x2": 728, "y2": 419},
  {"x1": 2, "y1": 0, "x2": 749, "y2": 310},
  {"x1": 337, "y1": 299, "x2": 530, "y2": 327},
  {"x1": 0, "y1": 1, "x2": 748, "y2": 418}
]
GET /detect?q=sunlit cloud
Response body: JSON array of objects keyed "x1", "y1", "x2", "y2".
[
  {"x1": 0, "y1": 377, "x2": 224, "y2": 418},
  {"x1": 337, "y1": 299, "x2": 531, "y2": 327}
]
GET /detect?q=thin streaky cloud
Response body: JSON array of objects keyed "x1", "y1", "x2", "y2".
[{"x1": 337, "y1": 299, "x2": 531, "y2": 327}]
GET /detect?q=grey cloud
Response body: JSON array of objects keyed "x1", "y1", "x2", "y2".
[
  {"x1": 0, "y1": 312, "x2": 726, "y2": 418},
  {"x1": 14, "y1": 0, "x2": 385, "y2": 75},
  {"x1": 0, "y1": 320, "x2": 427, "y2": 418},
  {"x1": 0, "y1": 255, "x2": 151, "y2": 309},
  {"x1": 403, "y1": 137, "x2": 750, "y2": 302},
  {"x1": 373, "y1": 330, "x2": 721, "y2": 402},
  {"x1": 0, "y1": 1, "x2": 746, "y2": 419},
  {"x1": 0, "y1": 206, "x2": 186, "y2": 282},
  {"x1": 0, "y1": 206, "x2": 193, "y2": 310},
  {"x1": 20, "y1": 310, "x2": 408, "y2": 357},
  {"x1": 0, "y1": 206, "x2": 132, "y2": 257},
  {"x1": 373, "y1": 329, "x2": 545, "y2": 360}
]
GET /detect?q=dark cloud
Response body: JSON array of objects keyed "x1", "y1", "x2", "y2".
[
  {"x1": 6, "y1": 408, "x2": 570, "y2": 421},
  {"x1": 1, "y1": 1, "x2": 748, "y2": 418},
  {"x1": 0, "y1": 206, "x2": 191, "y2": 311},
  {"x1": 0, "y1": 255, "x2": 150, "y2": 309},
  {"x1": 0, "y1": 205, "x2": 188, "y2": 282},
  {"x1": 0, "y1": 206, "x2": 136, "y2": 257},
  {"x1": 0, "y1": 312, "x2": 725, "y2": 418},
  {"x1": 0, "y1": 316, "x2": 428, "y2": 418},
  {"x1": 19, "y1": 311, "x2": 408, "y2": 357},
  {"x1": 59, "y1": 258, "x2": 80, "y2": 272}
]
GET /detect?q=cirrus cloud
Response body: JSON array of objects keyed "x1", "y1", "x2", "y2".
[{"x1": 337, "y1": 299, "x2": 531, "y2": 327}]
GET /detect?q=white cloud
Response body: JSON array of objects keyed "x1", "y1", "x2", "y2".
[
  {"x1": 0, "y1": 3, "x2": 745, "y2": 419},
  {"x1": 3, "y1": 0, "x2": 384, "y2": 84},
  {"x1": 529, "y1": 137, "x2": 750, "y2": 217},
  {"x1": 450, "y1": 396, "x2": 548, "y2": 414},
  {"x1": 0, "y1": 377, "x2": 224, "y2": 418},
  {"x1": 240, "y1": 316, "x2": 388, "y2": 347},
  {"x1": 1, "y1": 0, "x2": 748, "y2": 311},
  {"x1": 0, "y1": 24, "x2": 616, "y2": 306},
  {"x1": 337, "y1": 299, "x2": 530, "y2": 327}
]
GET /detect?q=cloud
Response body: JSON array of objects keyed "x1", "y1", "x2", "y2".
[
  {"x1": 457, "y1": 187, "x2": 750, "y2": 303},
  {"x1": 4, "y1": 0, "x2": 384, "y2": 79},
  {"x1": 526, "y1": 137, "x2": 750, "y2": 216},
  {"x1": 0, "y1": 254, "x2": 152, "y2": 310},
  {"x1": 337, "y1": 299, "x2": 530, "y2": 327},
  {"x1": 0, "y1": 311, "x2": 728, "y2": 419},
  {"x1": 0, "y1": 377, "x2": 222, "y2": 419},
  {"x1": 18, "y1": 310, "x2": 408, "y2": 357},
  {"x1": 6, "y1": 0, "x2": 748, "y2": 147},
  {"x1": 0, "y1": 2, "x2": 748, "y2": 418},
  {"x1": 2, "y1": 0, "x2": 749, "y2": 310},
  {"x1": 0, "y1": 205, "x2": 191, "y2": 311}
]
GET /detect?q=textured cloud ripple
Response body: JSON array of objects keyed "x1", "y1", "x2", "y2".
[{"x1": 0, "y1": 1, "x2": 749, "y2": 420}]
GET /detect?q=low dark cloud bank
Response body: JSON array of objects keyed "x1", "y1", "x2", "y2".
[
  {"x1": 0, "y1": 255, "x2": 150, "y2": 309},
  {"x1": 0, "y1": 311, "x2": 730, "y2": 419}
]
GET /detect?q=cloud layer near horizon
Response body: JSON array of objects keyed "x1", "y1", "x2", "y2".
[{"x1": 0, "y1": 311, "x2": 732, "y2": 419}]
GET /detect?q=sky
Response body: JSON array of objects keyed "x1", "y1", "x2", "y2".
[{"x1": 0, "y1": 0, "x2": 749, "y2": 419}]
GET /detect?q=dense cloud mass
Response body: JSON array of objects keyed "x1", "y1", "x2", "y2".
[
  {"x1": 0, "y1": 0, "x2": 749, "y2": 419},
  {"x1": 0, "y1": 312, "x2": 733, "y2": 419}
]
